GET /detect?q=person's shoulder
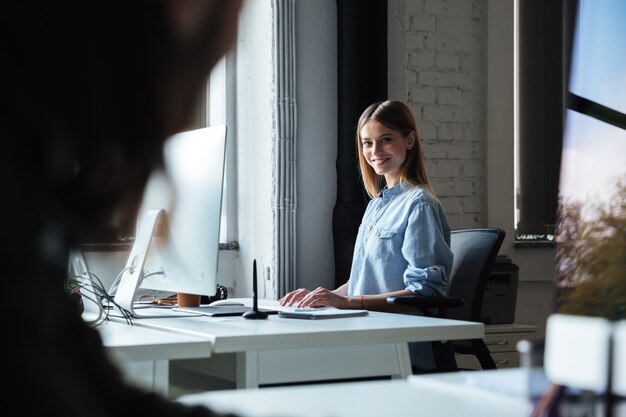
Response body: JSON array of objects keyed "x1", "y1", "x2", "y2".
[{"x1": 402, "y1": 184, "x2": 438, "y2": 205}]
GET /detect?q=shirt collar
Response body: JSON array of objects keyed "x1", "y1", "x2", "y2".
[{"x1": 380, "y1": 182, "x2": 409, "y2": 201}]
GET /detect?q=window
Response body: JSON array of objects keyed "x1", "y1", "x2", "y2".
[
  {"x1": 206, "y1": 53, "x2": 238, "y2": 247},
  {"x1": 554, "y1": 0, "x2": 626, "y2": 320},
  {"x1": 514, "y1": 0, "x2": 626, "y2": 249}
]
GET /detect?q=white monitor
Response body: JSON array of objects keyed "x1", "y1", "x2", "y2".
[{"x1": 113, "y1": 125, "x2": 227, "y2": 317}]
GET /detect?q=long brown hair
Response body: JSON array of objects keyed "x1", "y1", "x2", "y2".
[{"x1": 356, "y1": 100, "x2": 433, "y2": 198}]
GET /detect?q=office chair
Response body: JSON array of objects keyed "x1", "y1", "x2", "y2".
[{"x1": 387, "y1": 227, "x2": 505, "y2": 372}]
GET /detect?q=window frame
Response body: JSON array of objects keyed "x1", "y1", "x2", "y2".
[
  {"x1": 207, "y1": 52, "x2": 238, "y2": 248},
  {"x1": 513, "y1": 0, "x2": 569, "y2": 246}
]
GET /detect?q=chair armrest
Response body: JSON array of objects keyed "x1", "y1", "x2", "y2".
[{"x1": 386, "y1": 295, "x2": 464, "y2": 309}]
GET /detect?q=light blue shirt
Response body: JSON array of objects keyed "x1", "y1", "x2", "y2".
[{"x1": 347, "y1": 183, "x2": 453, "y2": 297}]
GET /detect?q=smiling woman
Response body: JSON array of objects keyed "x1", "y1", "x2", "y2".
[
  {"x1": 279, "y1": 100, "x2": 453, "y2": 371},
  {"x1": 280, "y1": 100, "x2": 452, "y2": 308},
  {"x1": 348, "y1": 100, "x2": 452, "y2": 301}
]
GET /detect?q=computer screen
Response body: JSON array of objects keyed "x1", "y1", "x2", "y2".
[
  {"x1": 555, "y1": 0, "x2": 626, "y2": 320},
  {"x1": 113, "y1": 125, "x2": 227, "y2": 317}
]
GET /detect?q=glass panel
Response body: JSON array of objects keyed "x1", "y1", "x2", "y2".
[
  {"x1": 569, "y1": 0, "x2": 626, "y2": 114},
  {"x1": 555, "y1": 110, "x2": 626, "y2": 319},
  {"x1": 559, "y1": 110, "x2": 626, "y2": 215}
]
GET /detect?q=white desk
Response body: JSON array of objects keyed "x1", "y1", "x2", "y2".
[
  {"x1": 96, "y1": 320, "x2": 213, "y2": 395},
  {"x1": 118, "y1": 302, "x2": 483, "y2": 389},
  {"x1": 178, "y1": 369, "x2": 535, "y2": 417},
  {"x1": 180, "y1": 368, "x2": 626, "y2": 417}
]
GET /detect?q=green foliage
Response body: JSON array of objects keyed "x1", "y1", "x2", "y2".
[{"x1": 555, "y1": 174, "x2": 626, "y2": 320}]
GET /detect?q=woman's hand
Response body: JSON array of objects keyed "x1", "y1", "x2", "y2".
[
  {"x1": 278, "y1": 288, "x2": 311, "y2": 306},
  {"x1": 294, "y1": 287, "x2": 350, "y2": 309}
]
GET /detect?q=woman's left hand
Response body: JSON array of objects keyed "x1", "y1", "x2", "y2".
[{"x1": 296, "y1": 287, "x2": 351, "y2": 309}]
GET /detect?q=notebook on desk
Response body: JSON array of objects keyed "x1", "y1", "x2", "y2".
[
  {"x1": 278, "y1": 307, "x2": 368, "y2": 320},
  {"x1": 174, "y1": 305, "x2": 278, "y2": 317}
]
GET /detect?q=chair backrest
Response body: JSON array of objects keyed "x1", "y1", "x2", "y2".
[{"x1": 446, "y1": 228, "x2": 505, "y2": 322}]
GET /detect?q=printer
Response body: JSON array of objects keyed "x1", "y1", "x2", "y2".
[{"x1": 480, "y1": 255, "x2": 519, "y2": 324}]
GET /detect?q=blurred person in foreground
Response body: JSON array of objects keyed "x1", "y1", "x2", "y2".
[{"x1": 1, "y1": 1, "x2": 242, "y2": 415}]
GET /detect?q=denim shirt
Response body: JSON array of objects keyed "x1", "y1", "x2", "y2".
[{"x1": 347, "y1": 183, "x2": 453, "y2": 297}]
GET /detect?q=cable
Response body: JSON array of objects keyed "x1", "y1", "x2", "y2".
[
  {"x1": 68, "y1": 272, "x2": 106, "y2": 326},
  {"x1": 68, "y1": 260, "x2": 168, "y2": 326}
]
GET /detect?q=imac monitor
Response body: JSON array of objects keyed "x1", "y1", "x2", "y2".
[{"x1": 113, "y1": 124, "x2": 227, "y2": 317}]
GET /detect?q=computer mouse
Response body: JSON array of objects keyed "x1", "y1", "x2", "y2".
[{"x1": 209, "y1": 299, "x2": 245, "y2": 307}]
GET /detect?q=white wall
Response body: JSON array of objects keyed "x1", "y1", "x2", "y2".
[
  {"x1": 231, "y1": 0, "x2": 277, "y2": 299},
  {"x1": 227, "y1": 0, "x2": 338, "y2": 297},
  {"x1": 295, "y1": 0, "x2": 337, "y2": 292},
  {"x1": 388, "y1": 0, "x2": 488, "y2": 229}
]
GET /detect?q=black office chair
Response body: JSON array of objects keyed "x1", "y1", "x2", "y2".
[{"x1": 387, "y1": 227, "x2": 505, "y2": 372}]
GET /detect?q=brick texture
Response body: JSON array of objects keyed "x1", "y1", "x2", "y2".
[{"x1": 393, "y1": 0, "x2": 486, "y2": 229}]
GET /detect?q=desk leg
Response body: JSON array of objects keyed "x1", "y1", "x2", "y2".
[
  {"x1": 394, "y1": 343, "x2": 412, "y2": 379},
  {"x1": 236, "y1": 351, "x2": 259, "y2": 389},
  {"x1": 154, "y1": 360, "x2": 169, "y2": 395}
]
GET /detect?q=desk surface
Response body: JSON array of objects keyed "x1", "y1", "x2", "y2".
[
  {"x1": 123, "y1": 309, "x2": 483, "y2": 354},
  {"x1": 105, "y1": 300, "x2": 484, "y2": 389},
  {"x1": 179, "y1": 370, "x2": 533, "y2": 417},
  {"x1": 96, "y1": 320, "x2": 213, "y2": 362}
]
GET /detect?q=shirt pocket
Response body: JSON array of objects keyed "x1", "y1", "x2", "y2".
[{"x1": 366, "y1": 228, "x2": 396, "y2": 261}]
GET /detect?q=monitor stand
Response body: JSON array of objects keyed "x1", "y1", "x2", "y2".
[{"x1": 112, "y1": 209, "x2": 194, "y2": 319}]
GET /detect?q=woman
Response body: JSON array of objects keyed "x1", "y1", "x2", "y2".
[{"x1": 280, "y1": 100, "x2": 453, "y2": 312}]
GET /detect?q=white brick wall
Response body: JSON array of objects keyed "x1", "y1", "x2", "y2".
[
  {"x1": 390, "y1": 0, "x2": 486, "y2": 229},
  {"x1": 389, "y1": 0, "x2": 554, "y2": 338}
]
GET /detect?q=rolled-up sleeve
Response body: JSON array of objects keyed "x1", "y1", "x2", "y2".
[{"x1": 401, "y1": 202, "x2": 453, "y2": 296}]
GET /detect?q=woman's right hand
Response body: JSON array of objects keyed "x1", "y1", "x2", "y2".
[{"x1": 278, "y1": 288, "x2": 311, "y2": 306}]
